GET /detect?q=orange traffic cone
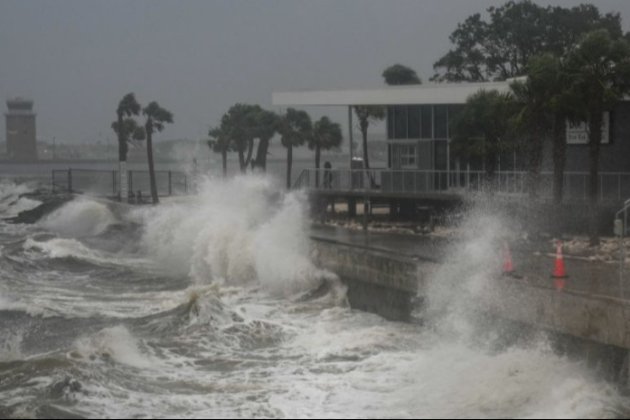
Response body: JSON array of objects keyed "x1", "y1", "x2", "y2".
[
  {"x1": 551, "y1": 240, "x2": 568, "y2": 291},
  {"x1": 502, "y1": 242, "x2": 515, "y2": 276}
]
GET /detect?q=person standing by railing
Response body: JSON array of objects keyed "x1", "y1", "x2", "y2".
[{"x1": 323, "y1": 161, "x2": 333, "y2": 189}]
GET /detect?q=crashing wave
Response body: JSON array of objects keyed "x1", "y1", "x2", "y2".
[
  {"x1": 137, "y1": 175, "x2": 338, "y2": 298},
  {"x1": 39, "y1": 199, "x2": 117, "y2": 237}
]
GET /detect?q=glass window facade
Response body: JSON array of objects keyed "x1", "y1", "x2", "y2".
[
  {"x1": 400, "y1": 145, "x2": 416, "y2": 168},
  {"x1": 394, "y1": 106, "x2": 408, "y2": 139},
  {"x1": 387, "y1": 105, "x2": 451, "y2": 140},
  {"x1": 421, "y1": 106, "x2": 432, "y2": 139},
  {"x1": 434, "y1": 105, "x2": 448, "y2": 139},
  {"x1": 408, "y1": 106, "x2": 421, "y2": 139},
  {"x1": 386, "y1": 105, "x2": 453, "y2": 171}
]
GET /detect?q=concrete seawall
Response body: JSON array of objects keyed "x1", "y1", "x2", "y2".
[
  {"x1": 311, "y1": 237, "x2": 434, "y2": 321},
  {"x1": 310, "y1": 234, "x2": 630, "y2": 355}
]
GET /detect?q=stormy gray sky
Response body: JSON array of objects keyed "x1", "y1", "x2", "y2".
[{"x1": 2, "y1": 0, "x2": 630, "y2": 145}]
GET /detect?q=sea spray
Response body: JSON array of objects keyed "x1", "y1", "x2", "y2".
[
  {"x1": 70, "y1": 326, "x2": 152, "y2": 368},
  {"x1": 423, "y1": 207, "x2": 512, "y2": 340},
  {"x1": 1, "y1": 180, "x2": 626, "y2": 418},
  {"x1": 0, "y1": 182, "x2": 40, "y2": 216},
  {"x1": 138, "y1": 175, "x2": 337, "y2": 297},
  {"x1": 40, "y1": 199, "x2": 117, "y2": 237}
]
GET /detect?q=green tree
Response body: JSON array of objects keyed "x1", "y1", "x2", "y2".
[
  {"x1": 252, "y1": 109, "x2": 280, "y2": 171},
  {"x1": 142, "y1": 101, "x2": 173, "y2": 205},
  {"x1": 308, "y1": 116, "x2": 342, "y2": 187},
  {"x1": 382, "y1": 64, "x2": 422, "y2": 85},
  {"x1": 565, "y1": 29, "x2": 630, "y2": 245},
  {"x1": 112, "y1": 93, "x2": 141, "y2": 200},
  {"x1": 544, "y1": 57, "x2": 578, "y2": 206},
  {"x1": 510, "y1": 55, "x2": 564, "y2": 198},
  {"x1": 432, "y1": 1, "x2": 623, "y2": 82},
  {"x1": 279, "y1": 108, "x2": 312, "y2": 189},
  {"x1": 450, "y1": 90, "x2": 516, "y2": 184}
]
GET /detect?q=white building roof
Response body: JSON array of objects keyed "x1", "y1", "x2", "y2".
[{"x1": 272, "y1": 80, "x2": 513, "y2": 107}]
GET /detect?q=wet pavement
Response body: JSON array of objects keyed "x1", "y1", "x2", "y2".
[{"x1": 310, "y1": 224, "x2": 630, "y2": 303}]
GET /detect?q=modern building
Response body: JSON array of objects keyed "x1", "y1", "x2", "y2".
[
  {"x1": 273, "y1": 81, "x2": 630, "y2": 202},
  {"x1": 5, "y1": 98, "x2": 37, "y2": 161}
]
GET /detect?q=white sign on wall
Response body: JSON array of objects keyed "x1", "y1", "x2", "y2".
[{"x1": 566, "y1": 112, "x2": 610, "y2": 144}]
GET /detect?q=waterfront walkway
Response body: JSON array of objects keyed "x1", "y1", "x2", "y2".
[{"x1": 310, "y1": 224, "x2": 628, "y2": 303}]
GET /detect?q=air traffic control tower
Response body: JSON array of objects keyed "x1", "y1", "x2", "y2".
[{"x1": 5, "y1": 98, "x2": 37, "y2": 161}]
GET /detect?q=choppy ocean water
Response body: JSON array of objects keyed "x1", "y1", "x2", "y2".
[{"x1": 0, "y1": 176, "x2": 628, "y2": 419}]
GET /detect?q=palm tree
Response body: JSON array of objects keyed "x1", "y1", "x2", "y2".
[
  {"x1": 308, "y1": 117, "x2": 343, "y2": 187},
  {"x1": 143, "y1": 101, "x2": 173, "y2": 205},
  {"x1": 516, "y1": 54, "x2": 576, "y2": 205},
  {"x1": 220, "y1": 104, "x2": 260, "y2": 173},
  {"x1": 510, "y1": 56, "x2": 560, "y2": 199},
  {"x1": 353, "y1": 106, "x2": 384, "y2": 170},
  {"x1": 279, "y1": 108, "x2": 312, "y2": 189},
  {"x1": 565, "y1": 29, "x2": 630, "y2": 245},
  {"x1": 112, "y1": 93, "x2": 141, "y2": 200},
  {"x1": 252, "y1": 109, "x2": 280, "y2": 171},
  {"x1": 208, "y1": 126, "x2": 231, "y2": 177}
]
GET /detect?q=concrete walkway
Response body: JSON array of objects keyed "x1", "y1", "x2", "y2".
[{"x1": 310, "y1": 224, "x2": 629, "y2": 303}]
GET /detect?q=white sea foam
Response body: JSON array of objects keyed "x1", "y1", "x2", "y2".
[
  {"x1": 40, "y1": 199, "x2": 117, "y2": 237},
  {"x1": 137, "y1": 176, "x2": 335, "y2": 297},
  {"x1": 24, "y1": 237, "x2": 102, "y2": 261},
  {"x1": 4, "y1": 197, "x2": 42, "y2": 217},
  {"x1": 276, "y1": 307, "x2": 624, "y2": 419},
  {"x1": 0, "y1": 182, "x2": 39, "y2": 216},
  {"x1": 71, "y1": 326, "x2": 152, "y2": 368},
  {"x1": 2, "y1": 179, "x2": 627, "y2": 418},
  {"x1": 0, "y1": 329, "x2": 24, "y2": 362}
]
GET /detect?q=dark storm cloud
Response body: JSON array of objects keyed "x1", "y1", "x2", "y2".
[{"x1": 1, "y1": 0, "x2": 629, "y2": 144}]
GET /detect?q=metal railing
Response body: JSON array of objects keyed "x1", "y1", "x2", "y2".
[
  {"x1": 294, "y1": 168, "x2": 630, "y2": 203},
  {"x1": 52, "y1": 168, "x2": 188, "y2": 198},
  {"x1": 615, "y1": 199, "x2": 630, "y2": 299}
]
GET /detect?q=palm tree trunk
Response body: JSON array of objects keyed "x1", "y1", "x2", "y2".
[
  {"x1": 484, "y1": 137, "x2": 497, "y2": 189},
  {"x1": 527, "y1": 126, "x2": 544, "y2": 199},
  {"x1": 238, "y1": 144, "x2": 246, "y2": 173},
  {"x1": 361, "y1": 123, "x2": 370, "y2": 169},
  {"x1": 552, "y1": 114, "x2": 566, "y2": 205},
  {"x1": 146, "y1": 127, "x2": 159, "y2": 205},
  {"x1": 360, "y1": 119, "x2": 377, "y2": 187},
  {"x1": 244, "y1": 139, "x2": 254, "y2": 170},
  {"x1": 315, "y1": 144, "x2": 321, "y2": 188},
  {"x1": 254, "y1": 138, "x2": 270, "y2": 171},
  {"x1": 588, "y1": 111, "x2": 603, "y2": 246},
  {"x1": 117, "y1": 113, "x2": 127, "y2": 202},
  {"x1": 286, "y1": 145, "x2": 293, "y2": 189},
  {"x1": 221, "y1": 148, "x2": 227, "y2": 178}
]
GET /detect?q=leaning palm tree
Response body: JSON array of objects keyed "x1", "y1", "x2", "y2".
[
  {"x1": 112, "y1": 93, "x2": 141, "y2": 200},
  {"x1": 279, "y1": 108, "x2": 312, "y2": 189},
  {"x1": 142, "y1": 101, "x2": 173, "y2": 204},
  {"x1": 308, "y1": 116, "x2": 342, "y2": 187}
]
